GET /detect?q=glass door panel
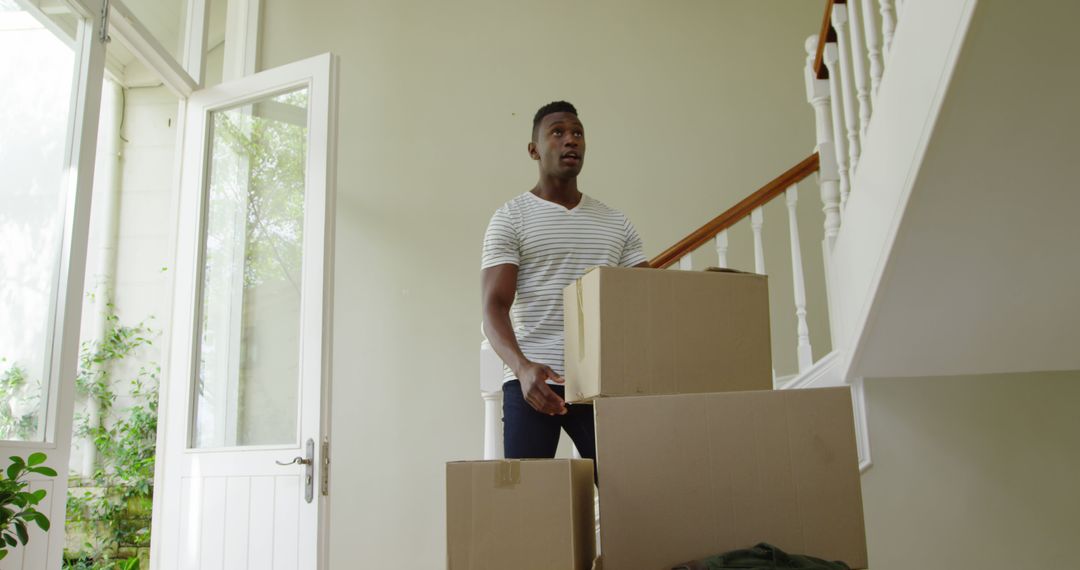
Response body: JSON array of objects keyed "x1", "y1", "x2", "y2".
[
  {"x1": 0, "y1": 0, "x2": 79, "y2": 442},
  {"x1": 192, "y1": 87, "x2": 310, "y2": 449}
]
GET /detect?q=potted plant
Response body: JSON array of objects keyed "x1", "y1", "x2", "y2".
[{"x1": 0, "y1": 452, "x2": 56, "y2": 560}]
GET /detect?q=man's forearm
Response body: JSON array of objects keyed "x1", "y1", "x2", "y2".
[{"x1": 483, "y1": 306, "x2": 530, "y2": 377}]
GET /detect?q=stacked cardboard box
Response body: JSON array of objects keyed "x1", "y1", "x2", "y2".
[
  {"x1": 446, "y1": 267, "x2": 867, "y2": 569},
  {"x1": 446, "y1": 459, "x2": 596, "y2": 569},
  {"x1": 564, "y1": 267, "x2": 868, "y2": 570}
]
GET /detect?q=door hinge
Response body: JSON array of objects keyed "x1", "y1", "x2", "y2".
[
  {"x1": 320, "y1": 436, "x2": 330, "y2": 496},
  {"x1": 98, "y1": 0, "x2": 112, "y2": 44}
]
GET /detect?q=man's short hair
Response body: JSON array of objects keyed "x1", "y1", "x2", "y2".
[{"x1": 532, "y1": 101, "x2": 578, "y2": 140}]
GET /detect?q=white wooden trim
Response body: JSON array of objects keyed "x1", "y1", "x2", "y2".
[
  {"x1": 678, "y1": 255, "x2": 693, "y2": 270},
  {"x1": 181, "y1": 0, "x2": 209, "y2": 85},
  {"x1": 777, "y1": 350, "x2": 843, "y2": 390},
  {"x1": 222, "y1": 0, "x2": 261, "y2": 81},
  {"x1": 317, "y1": 52, "x2": 340, "y2": 570},
  {"x1": 108, "y1": 0, "x2": 197, "y2": 97},
  {"x1": 851, "y1": 378, "x2": 873, "y2": 472},
  {"x1": 146, "y1": 93, "x2": 188, "y2": 570}
]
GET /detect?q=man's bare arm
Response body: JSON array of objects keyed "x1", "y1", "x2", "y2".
[{"x1": 481, "y1": 264, "x2": 566, "y2": 415}]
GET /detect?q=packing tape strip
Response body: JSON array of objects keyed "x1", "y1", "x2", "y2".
[{"x1": 494, "y1": 460, "x2": 520, "y2": 487}]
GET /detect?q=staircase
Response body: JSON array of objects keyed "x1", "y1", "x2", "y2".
[{"x1": 480, "y1": 0, "x2": 1079, "y2": 472}]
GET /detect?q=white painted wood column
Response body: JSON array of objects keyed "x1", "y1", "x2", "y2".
[
  {"x1": 481, "y1": 390, "x2": 504, "y2": 460},
  {"x1": 751, "y1": 208, "x2": 765, "y2": 274},
  {"x1": 831, "y1": 3, "x2": 863, "y2": 178},
  {"x1": 805, "y1": 36, "x2": 842, "y2": 249},
  {"x1": 785, "y1": 185, "x2": 814, "y2": 372},
  {"x1": 823, "y1": 40, "x2": 850, "y2": 213},
  {"x1": 880, "y1": 0, "x2": 898, "y2": 58},
  {"x1": 678, "y1": 255, "x2": 693, "y2": 270},
  {"x1": 480, "y1": 337, "x2": 505, "y2": 459},
  {"x1": 846, "y1": 0, "x2": 873, "y2": 140},
  {"x1": 714, "y1": 230, "x2": 729, "y2": 269},
  {"x1": 861, "y1": 0, "x2": 885, "y2": 99}
]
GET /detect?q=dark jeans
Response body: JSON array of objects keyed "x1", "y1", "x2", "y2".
[{"x1": 502, "y1": 380, "x2": 597, "y2": 466}]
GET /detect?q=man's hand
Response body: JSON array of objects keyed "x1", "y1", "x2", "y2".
[{"x1": 516, "y1": 361, "x2": 567, "y2": 416}]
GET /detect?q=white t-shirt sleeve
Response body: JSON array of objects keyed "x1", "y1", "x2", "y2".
[
  {"x1": 481, "y1": 206, "x2": 520, "y2": 269},
  {"x1": 619, "y1": 217, "x2": 648, "y2": 267}
]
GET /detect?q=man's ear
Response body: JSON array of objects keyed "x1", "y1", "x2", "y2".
[{"x1": 527, "y1": 141, "x2": 540, "y2": 160}]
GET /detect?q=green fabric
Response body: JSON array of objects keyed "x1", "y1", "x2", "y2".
[{"x1": 671, "y1": 543, "x2": 852, "y2": 570}]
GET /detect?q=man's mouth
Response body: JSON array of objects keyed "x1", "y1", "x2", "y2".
[{"x1": 561, "y1": 152, "x2": 581, "y2": 161}]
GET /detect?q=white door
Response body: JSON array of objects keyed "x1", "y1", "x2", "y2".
[{"x1": 153, "y1": 53, "x2": 336, "y2": 570}]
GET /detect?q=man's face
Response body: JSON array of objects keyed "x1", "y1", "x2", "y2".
[{"x1": 529, "y1": 112, "x2": 585, "y2": 178}]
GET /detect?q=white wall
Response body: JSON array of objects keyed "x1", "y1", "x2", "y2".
[
  {"x1": 862, "y1": 371, "x2": 1080, "y2": 569},
  {"x1": 258, "y1": 0, "x2": 829, "y2": 565}
]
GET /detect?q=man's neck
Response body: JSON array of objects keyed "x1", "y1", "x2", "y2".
[{"x1": 532, "y1": 176, "x2": 582, "y2": 208}]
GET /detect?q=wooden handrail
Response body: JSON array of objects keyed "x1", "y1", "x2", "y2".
[
  {"x1": 649, "y1": 153, "x2": 820, "y2": 269},
  {"x1": 813, "y1": 0, "x2": 842, "y2": 80}
]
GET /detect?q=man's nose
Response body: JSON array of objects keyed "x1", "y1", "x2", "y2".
[{"x1": 564, "y1": 137, "x2": 579, "y2": 147}]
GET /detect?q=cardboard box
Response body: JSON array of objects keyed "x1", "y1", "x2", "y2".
[
  {"x1": 594, "y1": 388, "x2": 868, "y2": 569},
  {"x1": 563, "y1": 267, "x2": 772, "y2": 403},
  {"x1": 446, "y1": 459, "x2": 596, "y2": 570}
]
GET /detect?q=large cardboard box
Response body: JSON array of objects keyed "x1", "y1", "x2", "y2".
[
  {"x1": 446, "y1": 459, "x2": 596, "y2": 570},
  {"x1": 563, "y1": 267, "x2": 772, "y2": 403},
  {"x1": 595, "y1": 388, "x2": 868, "y2": 569}
]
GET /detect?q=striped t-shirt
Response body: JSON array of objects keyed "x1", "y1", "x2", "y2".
[{"x1": 482, "y1": 191, "x2": 648, "y2": 383}]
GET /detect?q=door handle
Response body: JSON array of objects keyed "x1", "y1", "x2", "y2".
[
  {"x1": 275, "y1": 456, "x2": 313, "y2": 466},
  {"x1": 275, "y1": 438, "x2": 316, "y2": 503}
]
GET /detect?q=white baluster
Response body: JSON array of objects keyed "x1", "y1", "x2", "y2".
[
  {"x1": 806, "y1": 35, "x2": 842, "y2": 249},
  {"x1": 896, "y1": 0, "x2": 905, "y2": 18},
  {"x1": 751, "y1": 208, "x2": 765, "y2": 275},
  {"x1": 480, "y1": 334, "x2": 505, "y2": 459},
  {"x1": 714, "y1": 230, "x2": 729, "y2": 269},
  {"x1": 831, "y1": 3, "x2": 862, "y2": 178},
  {"x1": 823, "y1": 41, "x2": 850, "y2": 213},
  {"x1": 846, "y1": 0, "x2": 873, "y2": 139},
  {"x1": 678, "y1": 255, "x2": 693, "y2": 270},
  {"x1": 880, "y1": 0, "x2": 897, "y2": 58},
  {"x1": 861, "y1": 0, "x2": 885, "y2": 99},
  {"x1": 481, "y1": 390, "x2": 504, "y2": 460},
  {"x1": 785, "y1": 185, "x2": 814, "y2": 372},
  {"x1": 805, "y1": 36, "x2": 835, "y2": 154}
]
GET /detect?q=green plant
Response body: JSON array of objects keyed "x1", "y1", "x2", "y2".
[
  {"x1": 0, "y1": 453, "x2": 57, "y2": 560},
  {"x1": 65, "y1": 309, "x2": 157, "y2": 569},
  {"x1": 0, "y1": 359, "x2": 41, "y2": 440}
]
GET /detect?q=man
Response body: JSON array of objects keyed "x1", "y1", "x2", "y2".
[{"x1": 481, "y1": 101, "x2": 649, "y2": 462}]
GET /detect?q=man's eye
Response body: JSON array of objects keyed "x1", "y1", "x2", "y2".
[
  {"x1": 552, "y1": 130, "x2": 563, "y2": 136},
  {"x1": 573, "y1": 131, "x2": 583, "y2": 138}
]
